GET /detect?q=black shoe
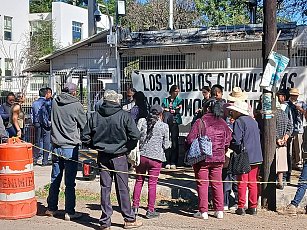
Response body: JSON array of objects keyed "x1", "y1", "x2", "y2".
[
  {"x1": 235, "y1": 208, "x2": 246, "y2": 215},
  {"x1": 146, "y1": 210, "x2": 160, "y2": 219},
  {"x1": 246, "y1": 208, "x2": 257, "y2": 215},
  {"x1": 132, "y1": 207, "x2": 138, "y2": 217},
  {"x1": 276, "y1": 183, "x2": 284, "y2": 190}
]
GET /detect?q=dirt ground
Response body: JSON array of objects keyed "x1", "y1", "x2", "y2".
[{"x1": 1, "y1": 198, "x2": 307, "y2": 230}]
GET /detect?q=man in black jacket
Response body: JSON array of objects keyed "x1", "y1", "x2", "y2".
[{"x1": 82, "y1": 90, "x2": 142, "y2": 230}]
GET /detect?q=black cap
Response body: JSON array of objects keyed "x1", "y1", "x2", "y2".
[{"x1": 150, "y1": 104, "x2": 163, "y2": 114}]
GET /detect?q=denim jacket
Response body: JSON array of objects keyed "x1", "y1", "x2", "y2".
[
  {"x1": 287, "y1": 100, "x2": 306, "y2": 134},
  {"x1": 32, "y1": 97, "x2": 45, "y2": 124}
]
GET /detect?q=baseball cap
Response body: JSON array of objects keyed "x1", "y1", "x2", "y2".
[{"x1": 64, "y1": 82, "x2": 78, "y2": 93}]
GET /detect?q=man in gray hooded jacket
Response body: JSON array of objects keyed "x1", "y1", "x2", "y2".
[{"x1": 45, "y1": 82, "x2": 86, "y2": 221}]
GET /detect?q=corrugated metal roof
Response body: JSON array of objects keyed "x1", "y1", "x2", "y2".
[{"x1": 122, "y1": 23, "x2": 297, "y2": 49}]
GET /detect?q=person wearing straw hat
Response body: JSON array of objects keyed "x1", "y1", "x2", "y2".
[
  {"x1": 287, "y1": 88, "x2": 307, "y2": 171},
  {"x1": 223, "y1": 87, "x2": 253, "y2": 119},
  {"x1": 81, "y1": 90, "x2": 143, "y2": 229},
  {"x1": 222, "y1": 87, "x2": 252, "y2": 211},
  {"x1": 227, "y1": 101, "x2": 263, "y2": 216}
]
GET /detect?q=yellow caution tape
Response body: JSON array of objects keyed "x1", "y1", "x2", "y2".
[{"x1": 32, "y1": 144, "x2": 303, "y2": 185}]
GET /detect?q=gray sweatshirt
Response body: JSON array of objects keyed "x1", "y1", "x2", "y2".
[{"x1": 51, "y1": 92, "x2": 86, "y2": 147}]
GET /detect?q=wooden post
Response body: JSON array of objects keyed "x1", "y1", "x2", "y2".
[{"x1": 261, "y1": 0, "x2": 277, "y2": 211}]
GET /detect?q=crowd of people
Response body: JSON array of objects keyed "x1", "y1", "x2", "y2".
[{"x1": 0, "y1": 82, "x2": 306, "y2": 229}]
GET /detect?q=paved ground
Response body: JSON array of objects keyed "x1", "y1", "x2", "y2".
[
  {"x1": 1, "y1": 164, "x2": 306, "y2": 229},
  {"x1": 1, "y1": 198, "x2": 307, "y2": 230}
]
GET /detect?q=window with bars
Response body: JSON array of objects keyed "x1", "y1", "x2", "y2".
[
  {"x1": 4, "y1": 16, "x2": 12, "y2": 41},
  {"x1": 72, "y1": 21, "x2": 82, "y2": 43},
  {"x1": 4, "y1": 58, "x2": 13, "y2": 76}
]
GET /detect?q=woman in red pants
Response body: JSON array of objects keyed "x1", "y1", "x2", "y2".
[{"x1": 227, "y1": 101, "x2": 263, "y2": 215}]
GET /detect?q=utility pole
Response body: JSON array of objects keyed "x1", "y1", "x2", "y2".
[
  {"x1": 261, "y1": 0, "x2": 277, "y2": 211},
  {"x1": 169, "y1": 0, "x2": 174, "y2": 30},
  {"x1": 88, "y1": 0, "x2": 96, "y2": 37}
]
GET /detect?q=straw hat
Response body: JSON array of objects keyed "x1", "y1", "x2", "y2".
[
  {"x1": 228, "y1": 87, "x2": 248, "y2": 102},
  {"x1": 289, "y1": 88, "x2": 300, "y2": 96},
  {"x1": 227, "y1": 101, "x2": 250, "y2": 116}
]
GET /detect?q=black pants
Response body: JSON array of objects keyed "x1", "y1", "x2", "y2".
[
  {"x1": 222, "y1": 169, "x2": 238, "y2": 208},
  {"x1": 98, "y1": 154, "x2": 135, "y2": 228},
  {"x1": 166, "y1": 123, "x2": 179, "y2": 165}
]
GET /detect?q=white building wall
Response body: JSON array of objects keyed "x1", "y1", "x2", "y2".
[
  {"x1": 51, "y1": 43, "x2": 116, "y2": 71},
  {"x1": 0, "y1": 0, "x2": 29, "y2": 77},
  {"x1": 52, "y1": 2, "x2": 111, "y2": 48}
]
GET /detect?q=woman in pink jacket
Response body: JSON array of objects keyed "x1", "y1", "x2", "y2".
[{"x1": 186, "y1": 98, "x2": 232, "y2": 220}]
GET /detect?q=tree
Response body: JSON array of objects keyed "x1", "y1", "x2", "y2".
[
  {"x1": 30, "y1": 0, "x2": 53, "y2": 13},
  {"x1": 30, "y1": 0, "x2": 86, "y2": 13},
  {"x1": 194, "y1": 0, "x2": 251, "y2": 26},
  {"x1": 276, "y1": 0, "x2": 307, "y2": 24},
  {"x1": 25, "y1": 20, "x2": 59, "y2": 67},
  {"x1": 100, "y1": 0, "x2": 200, "y2": 31}
]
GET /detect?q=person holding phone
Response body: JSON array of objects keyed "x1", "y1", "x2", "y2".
[{"x1": 162, "y1": 85, "x2": 183, "y2": 170}]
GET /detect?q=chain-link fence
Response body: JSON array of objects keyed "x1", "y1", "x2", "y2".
[{"x1": 0, "y1": 75, "x2": 49, "y2": 143}]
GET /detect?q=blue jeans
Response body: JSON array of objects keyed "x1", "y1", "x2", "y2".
[
  {"x1": 47, "y1": 146, "x2": 79, "y2": 214},
  {"x1": 34, "y1": 123, "x2": 51, "y2": 165},
  {"x1": 291, "y1": 160, "x2": 307, "y2": 207}
]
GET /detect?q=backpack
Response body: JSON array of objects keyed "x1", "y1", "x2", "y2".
[{"x1": 38, "y1": 100, "x2": 51, "y2": 128}]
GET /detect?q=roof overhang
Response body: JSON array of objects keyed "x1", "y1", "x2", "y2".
[
  {"x1": 39, "y1": 30, "x2": 110, "y2": 61},
  {"x1": 22, "y1": 61, "x2": 50, "y2": 73}
]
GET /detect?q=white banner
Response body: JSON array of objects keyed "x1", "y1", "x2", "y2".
[
  {"x1": 132, "y1": 67, "x2": 307, "y2": 125},
  {"x1": 260, "y1": 51, "x2": 290, "y2": 91}
]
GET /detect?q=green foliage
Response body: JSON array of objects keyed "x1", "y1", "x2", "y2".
[
  {"x1": 194, "y1": 0, "x2": 250, "y2": 26},
  {"x1": 120, "y1": 0, "x2": 199, "y2": 31},
  {"x1": 26, "y1": 20, "x2": 59, "y2": 67},
  {"x1": 30, "y1": 0, "x2": 86, "y2": 13},
  {"x1": 276, "y1": 0, "x2": 307, "y2": 24},
  {"x1": 30, "y1": 0, "x2": 53, "y2": 13},
  {"x1": 98, "y1": 0, "x2": 116, "y2": 17}
]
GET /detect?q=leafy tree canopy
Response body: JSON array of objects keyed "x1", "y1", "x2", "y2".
[{"x1": 194, "y1": 0, "x2": 251, "y2": 26}]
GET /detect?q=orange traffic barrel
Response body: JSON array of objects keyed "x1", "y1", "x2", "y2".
[{"x1": 0, "y1": 137, "x2": 37, "y2": 219}]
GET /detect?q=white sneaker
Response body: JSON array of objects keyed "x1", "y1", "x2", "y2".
[
  {"x1": 64, "y1": 212, "x2": 82, "y2": 221},
  {"x1": 229, "y1": 204, "x2": 238, "y2": 211},
  {"x1": 165, "y1": 164, "x2": 171, "y2": 169},
  {"x1": 214, "y1": 211, "x2": 224, "y2": 219},
  {"x1": 193, "y1": 211, "x2": 208, "y2": 220},
  {"x1": 170, "y1": 164, "x2": 176, "y2": 169},
  {"x1": 224, "y1": 206, "x2": 229, "y2": 211}
]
